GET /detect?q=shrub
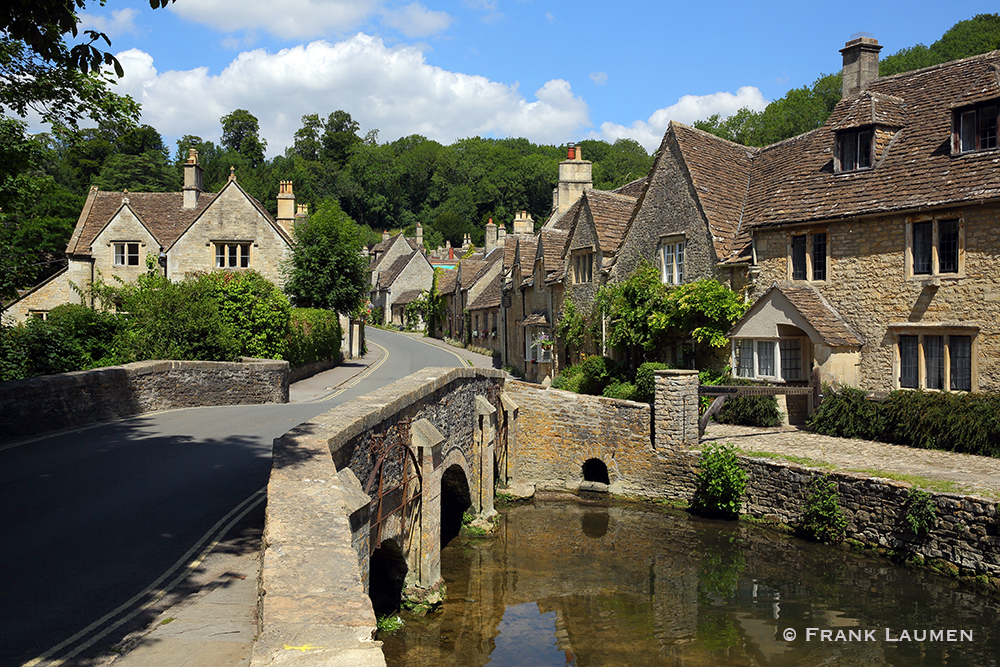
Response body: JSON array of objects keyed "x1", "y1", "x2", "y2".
[
  {"x1": 690, "y1": 443, "x2": 747, "y2": 519},
  {"x1": 198, "y1": 271, "x2": 291, "y2": 359},
  {"x1": 904, "y1": 489, "x2": 937, "y2": 537},
  {"x1": 602, "y1": 380, "x2": 638, "y2": 401},
  {"x1": 551, "y1": 363, "x2": 582, "y2": 391},
  {"x1": 284, "y1": 308, "x2": 343, "y2": 368},
  {"x1": 712, "y1": 377, "x2": 783, "y2": 427},
  {"x1": 635, "y1": 361, "x2": 669, "y2": 403},
  {"x1": 797, "y1": 476, "x2": 848, "y2": 543},
  {"x1": 577, "y1": 355, "x2": 622, "y2": 396},
  {"x1": 0, "y1": 323, "x2": 27, "y2": 380},
  {"x1": 807, "y1": 385, "x2": 883, "y2": 439}
]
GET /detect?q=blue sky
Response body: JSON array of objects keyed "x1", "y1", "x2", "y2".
[{"x1": 70, "y1": 0, "x2": 997, "y2": 156}]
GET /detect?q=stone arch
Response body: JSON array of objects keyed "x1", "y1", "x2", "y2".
[
  {"x1": 369, "y1": 538, "x2": 408, "y2": 617},
  {"x1": 440, "y1": 453, "x2": 473, "y2": 549},
  {"x1": 582, "y1": 457, "x2": 610, "y2": 485}
]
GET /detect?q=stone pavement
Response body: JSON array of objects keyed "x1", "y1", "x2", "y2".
[{"x1": 703, "y1": 422, "x2": 1000, "y2": 500}]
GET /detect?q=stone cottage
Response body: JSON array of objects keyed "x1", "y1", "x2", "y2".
[{"x1": 4, "y1": 150, "x2": 296, "y2": 322}]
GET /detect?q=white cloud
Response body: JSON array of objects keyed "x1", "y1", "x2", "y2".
[
  {"x1": 593, "y1": 86, "x2": 769, "y2": 152},
  {"x1": 78, "y1": 8, "x2": 141, "y2": 39},
  {"x1": 589, "y1": 71, "x2": 607, "y2": 86},
  {"x1": 114, "y1": 34, "x2": 590, "y2": 155},
  {"x1": 381, "y1": 3, "x2": 452, "y2": 37},
  {"x1": 168, "y1": 0, "x2": 381, "y2": 39}
]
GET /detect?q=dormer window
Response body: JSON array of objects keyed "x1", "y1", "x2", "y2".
[
  {"x1": 836, "y1": 128, "x2": 872, "y2": 172},
  {"x1": 954, "y1": 103, "x2": 998, "y2": 153}
]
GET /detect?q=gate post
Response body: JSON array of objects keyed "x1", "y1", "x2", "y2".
[
  {"x1": 654, "y1": 369, "x2": 700, "y2": 448},
  {"x1": 412, "y1": 419, "x2": 444, "y2": 588}
]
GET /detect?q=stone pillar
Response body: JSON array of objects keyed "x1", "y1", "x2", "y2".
[
  {"x1": 412, "y1": 419, "x2": 445, "y2": 588},
  {"x1": 654, "y1": 369, "x2": 699, "y2": 449},
  {"x1": 499, "y1": 392, "x2": 519, "y2": 486},
  {"x1": 475, "y1": 395, "x2": 497, "y2": 516}
]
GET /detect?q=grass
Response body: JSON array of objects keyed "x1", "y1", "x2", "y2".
[
  {"x1": 744, "y1": 450, "x2": 836, "y2": 470},
  {"x1": 376, "y1": 614, "x2": 405, "y2": 634}
]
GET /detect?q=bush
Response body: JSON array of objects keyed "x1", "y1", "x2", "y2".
[
  {"x1": 904, "y1": 489, "x2": 937, "y2": 537},
  {"x1": 577, "y1": 355, "x2": 622, "y2": 396},
  {"x1": 713, "y1": 377, "x2": 783, "y2": 427},
  {"x1": 284, "y1": 309, "x2": 343, "y2": 368},
  {"x1": 690, "y1": 443, "x2": 747, "y2": 519},
  {"x1": 797, "y1": 476, "x2": 848, "y2": 543},
  {"x1": 199, "y1": 271, "x2": 291, "y2": 359},
  {"x1": 602, "y1": 380, "x2": 638, "y2": 401},
  {"x1": 635, "y1": 361, "x2": 669, "y2": 403},
  {"x1": 551, "y1": 363, "x2": 582, "y2": 391},
  {"x1": 807, "y1": 385, "x2": 882, "y2": 439}
]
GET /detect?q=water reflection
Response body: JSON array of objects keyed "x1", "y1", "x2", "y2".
[{"x1": 381, "y1": 499, "x2": 1000, "y2": 666}]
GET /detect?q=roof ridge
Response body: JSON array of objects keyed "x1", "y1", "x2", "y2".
[{"x1": 873, "y1": 48, "x2": 1000, "y2": 84}]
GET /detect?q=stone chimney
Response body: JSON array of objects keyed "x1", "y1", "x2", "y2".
[
  {"x1": 841, "y1": 35, "x2": 882, "y2": 98},
  {"x1": 383, "y1": 230, "x2": 391, "y2": 242},
  {"x1": 276, "y1": 181, "x2": 295, "y2": 235},
  {"x1": 485, "y1": 218, "x2": 497, "y2": 254},
  {"x1": 462, "y1": 233, "x2": 471, "y2": 253},
  {"x1": 552, "y1": 143, "x2": 592, "y2": 218},
  {"x1": 182, "y1": 148, "x2": 203, "y2": 209},
  {"x1": 512, "y1": 210, "x2": 534, "y2": 236},
  {"x1": 497, "y1": 223, "x2": 507, "y2": 245},
  {"x1": 415, "y1": 222, "x2": 423, "y2": 251}
]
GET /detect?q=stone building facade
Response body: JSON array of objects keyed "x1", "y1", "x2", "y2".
[{"x1": 4, "y1": 151, "x2": 294, "y2": 321}]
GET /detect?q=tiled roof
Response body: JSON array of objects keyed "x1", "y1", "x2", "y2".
[
  {"x1": 436, "y1": 268, "x2": 458, "y2": 295},
  {"x1": 831, "y1": 91, "x2": 907, "y2": 130},
  {"x1": 392, "y1": 289, "x2": 423, "y2": 306},
  {"x1": 468, "y1": 273, "x2": 502, "y2": 311},
  {"x1": 670, "y1": 123, "x2": 754, "y2": 260},
  {"x1": 516, "y1": 238, "x2": 537, "y2": 279},
  {"x1": 502, "y1": 236, "x2": 519, "y2": 272},
  {"x1": 612, "y1": 176, "x2": 648, "y2": 199},
  {"x1": 67, "y1": 188, "x2": 219, "y2": 255},
  {"x1": 537, "y1": 228, "x2": 568, "y2": 280},
  {"x1": 583, "y1": 190, "x2": 638, "y2": 256},
  {"x1": 778, "y1": 285, "x2": 864, "y2": 347},
  {"x1": 746, "y1": 50, "x2": 1000, "y2": 228},
  {"x1": 550, "y1": 197, "x2": 583, "y2": 232},
  {"x1": 457, "y1": 259, "x2": 485, "y2": 288},
  {"x1": 521, "y1": 312, "x2": 549, "y2": 327},
  {"x1": 379, "y1": 253, "x2": 413, "y2": 288}
]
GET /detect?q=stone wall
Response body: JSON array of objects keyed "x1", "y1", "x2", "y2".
[{"x1": 0, "y1": 358, "x2": 289, "y2": 444}]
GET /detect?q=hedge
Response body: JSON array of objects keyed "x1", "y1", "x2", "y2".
[{"x1": 284, "y1": 308, "x2": 343, "y2": 369}]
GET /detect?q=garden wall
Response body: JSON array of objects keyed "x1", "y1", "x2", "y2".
[{"x1": 0, "y1": 357, "x2": 289, "y2": 444}]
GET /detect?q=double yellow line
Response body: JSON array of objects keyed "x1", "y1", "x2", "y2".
[{"x1": 308, "y1": 339, "x2": 390, "y2": 403}]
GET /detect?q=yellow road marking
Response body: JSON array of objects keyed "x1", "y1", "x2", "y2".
[
  {"x1": 308, "y1": 339, "x2": 390, "y2": 403},
  {"x1": 284, "y1": 644, "x2": 323, "y2": 652}
]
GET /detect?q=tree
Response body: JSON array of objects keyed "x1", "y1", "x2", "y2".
[
  {"x1": 284, "y1": 199, "x2": 369, "y2": 313},
  {"x1": 220, "y1": 109, "x2": 267, "y2": 169},
  {"x1": 321, "y1": 110, "x2": 361, "y2": 167}
]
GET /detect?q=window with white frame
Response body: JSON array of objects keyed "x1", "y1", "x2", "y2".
[
  {"x1": 954, "y1": 103, "x2": 998, "y2": 153},
  {"x1": 906, "y1": 217, "x2": 961, "y2": 277},
  {"x1": 896, "y1": 330, "x2": 974, "y2": 391},
  {"x1": 836, "y1": 128, "x2": 873, "y2": 172},
  {"x1": 659, "y1": 237, "x2": 685, "y2": 285},
  {"x1": 113, "y1": 242, "x2": 140, "y2": 266},
  {"x1": 733, "y1": 338, "x2": 805, "y2": 382},
  {"x1": 572, "y1": 251, "x2": 594, "y2": 283},
  {"x1": 789, "y1": 232, "x2": 827, "y2": 281},
  {"x1": 524, "y1": 330, "x2": 552, "y2": 363},
  {"x1": 215, "y1": 242, "x2": 251, "y2": 268}
]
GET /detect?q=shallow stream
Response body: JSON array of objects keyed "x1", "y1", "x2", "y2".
[{"x1": 381, "y1": 498, "x2": 1000, "y2": 666}]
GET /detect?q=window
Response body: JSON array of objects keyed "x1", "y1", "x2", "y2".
[
  {"x1": 895, "y1": 330, "x2": 974, "y2": 391},
  {"x1": 659, "y1": 238, "x2": 685, "y2": 285},
  {"x1": 954, "y1": 103, "x2": 998, "y2": 153},
  {"x1": 215, "y1": 242, "x2": 251, "y2": 268},
  {"x1": 572, "y1": 251, "x2": 594, "y2": 284},
  {"x1": 733, "y1": 338, "x2": 805, "y2": 382},
  {"x1": 907, "y1": 217, "x2": 961, "y2": 277},
  {"x1": 789, "y1": 232, "x2": 828, "y2": 282},
  {"x1": 113, "y1": 242, "x2": 140, "y2": 266},
  {"x1": 837, "y1": 129, "x2": 873, "y2": 172}
]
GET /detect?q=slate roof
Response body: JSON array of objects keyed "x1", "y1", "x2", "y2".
[
  {"x1": 67, "y1": 188, "x2": 220, "y2": 255},
  {"x1": 393, "y1": 289, "x2": 423, "y2": 306},
  {"x1": 516, "y1": 238, "x2": 538, "y2": 279},
  {"x1": 521, "y1": 312, "x2": 550, "y2": 327},
  {"x1": 468, "y1": 273, "x2": 502, "y2": 311},
  {"x1": 745, "y1": 50, "x2": 1000, "y2": 228},
  {"x1": 831, "y1": 91, "x2": 907, "y2": 131},
  {"x1": 378, "y1": 253, "x2": 413, "y2": 288},
  {"x1": 537, "y1": 228, "x2": 568, "y2": 281},
  {"x1": 731, "y1": 284, "x2": 864, "y2": 347},
  {"x1": 583, "y1": 190, "x2": 638, "y2": 256},
  {"x1": 612, "y1": 176, "x2": 648, "y2": 199},
  {"x1": 436, "y1": 268, "x2": 458, "y2": 295},
  {"x1": 457, "y1": 259, "x2": 485, "y2": 288}
]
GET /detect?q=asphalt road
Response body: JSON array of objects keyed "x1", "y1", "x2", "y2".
[{"x1": 0, "y1": 328, "x2": 472, "y2": 667}]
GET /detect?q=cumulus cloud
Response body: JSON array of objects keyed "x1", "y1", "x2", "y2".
[
  {"x1": 593, "y1": 86, "x2": 769, "y2": 152},
  {"x1": 381, "y1": 3, "x2": 452, "y2": 37},
  {"x1": 168, "y1": 0, "x2": 381, "y2": 39},
  {"x1": 115, "y1": 34, "x2": 590, "y2": 155},
  {"x1": 589, "y1": 71, "x2": 607, "y2": 86},
  {"x1": 78, "y1": 8, "x2": 141, "y2": 38}
]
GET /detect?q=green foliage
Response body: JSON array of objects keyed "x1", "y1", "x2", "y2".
[
  {"x1": 594, "y1": 261, "x2": 667, "y2": 355},
  {"x1": 284, "y1": 199, "x2": 369, "y2": 314},
  {"x1": 199, "y1": 271, "x2": 291, "y2": 359},
  {"x1": 797, "y1": 476, "x2": 848, "y2": 543},
  {"x1": 284, "y1": 308, "x2": 342, "y2": 368},
  {"x1": 602, "y1": 380, "x2": 638, "y2": 401},
  {"x1": 634, "y1": 361, "x2": 669, "y2": 403},
  {"x1": 220, "y1": 109, "x2": 267, "y2": 169},
  {"x1": 708, "y1": 376, "x2": 784, "y2": 427},
  {"x1": 550, "y1": 362, "x2": 583, "y2": 392},
  {"x1": 881, "y1": 14, "x2": 1000, "y2": 76},
  {"x1": 690, "y1": 443, "x2": 747, "y2": 520},
  {"x1": 555, "y1": 296, "x2": 588, "y2": 353},
  {"x1": 809, "y1": 386, "x2": 1000, "y2": 457},
  {"x1": 0, "y1": 304, "x2": 122, "y2": 379},
  {"x1": 376, "y1": 614, "x2": 405, "y2": 634},
  {"x1": 577, "y1": 355, "x2": 622, "y2": 396},
  {"x1": 904, "y1": 489, "x2": 937, "y2": 537},
  {"x1": 420, "y1": 269, "x2": 448, "y2": 335}
]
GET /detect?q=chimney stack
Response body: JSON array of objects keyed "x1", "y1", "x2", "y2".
[
  {"x1": 552, "y1": 143, "x2": 592, "y2": 219},
  {"x1": 512, "y1": 210, "x2": 534, "y2": 236},
  {"x1": 182, "y1": 148, "x2": 203, "y2": 209},
  {"x1": 415, "y1": 222, "x2": 423, "y2": 250},
  {"x1": 841, "y1": 35, "x2": 882, "y2": 98},
  {"x1": 497, "y1": 223, "x2": 506, "y2": 245},
  {"x1": 485, "y1": 218, "x2": 497, "y2": 254},
  {"x1": 276, "y1": 180, "x2": 295, "y2": 235},
  {"x1": 383, "y1": 230, "x2": 391, "y2": 242}
]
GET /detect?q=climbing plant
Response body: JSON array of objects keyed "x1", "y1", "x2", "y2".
[
  {"x1": 797, "y1": 476, "x2": 848, "y2": 543},
  {"x1": 690, "y1": 443, "x2": 747, "y2": 520},
  {"x1": 904, "y1": 489, "x2": 937, "y2": 537}
]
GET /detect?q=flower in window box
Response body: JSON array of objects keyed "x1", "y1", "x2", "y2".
[
  {"x1": 472, "y1": 330, "x2": 479, "y2": 338},
  {"x1": 535, "y1": 333, "x2": 554, "y2": 350}
]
